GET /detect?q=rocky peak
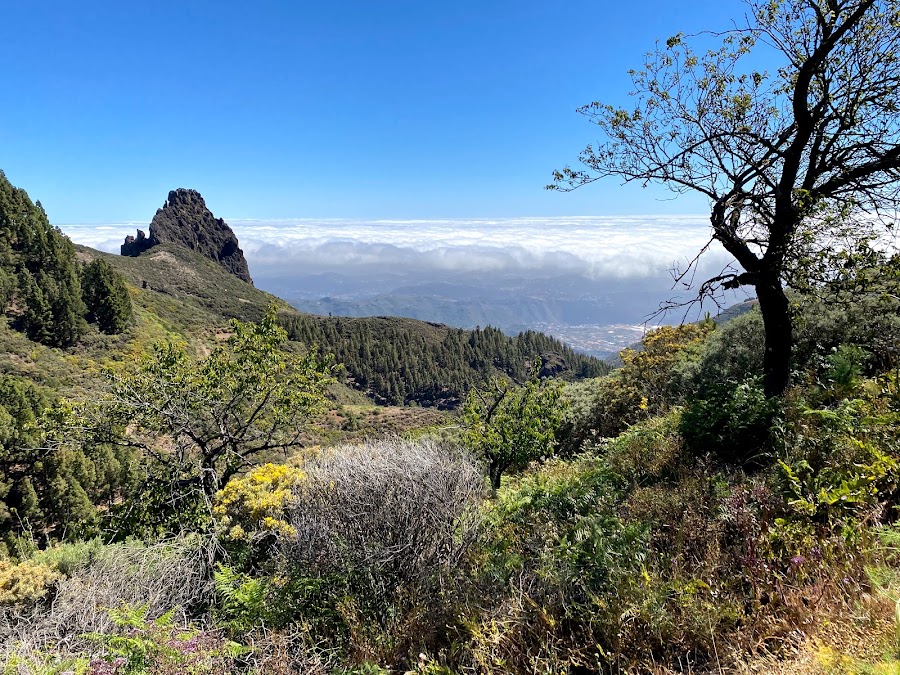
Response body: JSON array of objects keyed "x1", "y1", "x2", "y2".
[{"x1": 121, "y1": 188, "x2": 253, "y2": 284}]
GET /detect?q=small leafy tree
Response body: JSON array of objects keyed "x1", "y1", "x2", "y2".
[
  {"x1": 103, "y1": 306, "x2": 334, "y2": 533},
  {"x1": 463, "y1": 365, "x2": 566, "y2": 490}
]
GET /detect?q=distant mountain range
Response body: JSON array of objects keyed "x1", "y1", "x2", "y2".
[
  {"x1": 267, "y1": 273, "x2": 746, "y2": 358},
  {"x1": 0, "y1": 174, "x2": 608, "y2": 409}
]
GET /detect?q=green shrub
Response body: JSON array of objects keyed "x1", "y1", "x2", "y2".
[
  {"x1": 602, "y1": 409, "x2": 686, "y2": 486},
  {"x1": 776, "y1": 397, "x2": 899, "y2": 528},
  {"x1": 0, "y1": 377, "x2": 137, "y2": 544},
  {"x1": 465, "y1": 457, "x2": 647, "y2": 671},
  {"x1": 29, "y1": 539, "x2": 105, "y2": 576},
  {"x1": 680, "y1": 380, "x2": 781, "y2": 466},
  {"x1": 85, "y1": 603, "x2": 247, "y2": 674},
  {"x1": 677, "y1": 295, "x2": 900, "y2": 402},
  {"x1": 560, "y1": 321, "x2": 715, "y2": 453}
]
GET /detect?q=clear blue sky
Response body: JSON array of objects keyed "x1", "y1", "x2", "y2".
[{"x1": 1, "y1": 1, "x2": 745, "y2": 223}]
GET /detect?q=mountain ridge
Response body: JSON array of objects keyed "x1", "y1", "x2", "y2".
[{"x1": 66, "y1": 241, "x2": 609, "y2": 406}]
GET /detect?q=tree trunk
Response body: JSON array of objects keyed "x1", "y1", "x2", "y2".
[
  {"x1": 489, "y1": 461, "x2": 502, "y2": 493},
  {"x1": 755, "y1": 276, "x2": 792, "y2": 398}
]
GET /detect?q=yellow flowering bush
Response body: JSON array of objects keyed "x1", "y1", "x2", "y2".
[
  {"x1": 214, "y1": 463, "x2": 306, "y2": 541},
  {"x1": 0, "y1": 559, "x2": 60, "y2": 605}
]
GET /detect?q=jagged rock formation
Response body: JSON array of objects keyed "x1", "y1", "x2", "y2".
[
  {"x1": 121, "y1": 189, "x2": 252, "y2": 284},
  {"x1": 121, "y1": 229, "x2": 153, "y2": 257}
]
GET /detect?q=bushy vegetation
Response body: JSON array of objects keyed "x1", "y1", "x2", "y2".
[
  {"x1": 1, "y1": 174, "x2": 900, "y2": 670},
  {"x1": 0, "y1": 275, "x2": 894, "y2": 673}
]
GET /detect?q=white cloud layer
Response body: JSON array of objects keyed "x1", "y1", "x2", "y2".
[{"x1": 60, "y1": 215, "x2": 733, "y2": 283}]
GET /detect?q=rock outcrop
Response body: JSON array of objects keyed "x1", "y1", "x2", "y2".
[
  {"x1": 121, "y1": 189, "x2": 252, "y2": 284},
  {"x1": 538, "y1": 352, "x2": 568, "y2": 378},
  {"x1": 121, "y1": 229, "x2": 153, "y2": 257}
]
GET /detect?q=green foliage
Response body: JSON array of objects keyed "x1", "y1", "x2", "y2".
[
  {"x1": 100, "y1": 305, "x2": 334, "y2": 537},
  {"x1": 282, "y1": 315, "x2": 607, "y2": 407},
  {"x1": 681, "y1": 380, "x2": 781, "y2": 466},
  {"x1": 0, "y1": 376, "x2": 136, "y2": 544},
  {"x1": 213, "y1": 564, "x2": 269, "y2": 634},
  {"x1": 561, "y1": 321, "x2": 715, "y2": 451},
  {"x1": 618, "y1": 320, "x2": 715, "y2": 408},
  {"x1": 670, "y1": 309, "x2": 765, "y2": 398},
  {"x1": 85, "y1": 603, "x2": 248, "y2": 674},
  {"x1": 212, "y1": 562, "x2": 325, "y2": 638},
  {"x1": 678, "y1": 296, "x2": 900, "y2": 403},
  {"x1": 466, "y1": 457, "x2": 647, "y2": 670},
  {"x1": 462, "y1": 365, "x2": 566, "y2": 489},
  {"x1": 602, "y1": 409, "x2": 687, "y2": 486},
  {"x1": 776, "y1": 396, "x2": 900, "y2": 529},
  {"x1": 822, "y1": 344, "x2": 869, "y2": 399},
  {"x1": 0, "y1": 171, "x2": 86, "y2": 347},
  {"x1": 29, "y1": 538, "x2": 104, "y2": 575},
  {"x1": 0, "y1": 652, "x2": 90, "y2": 675},
  {"x1": 81, "y1": 259, "x2": 133, "y2": 334}
]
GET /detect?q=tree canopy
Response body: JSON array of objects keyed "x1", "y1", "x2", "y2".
[
  {"x1": 0, "y1": 171, "x2": 86, "y2": 347},
  {"x1": 551, "y1": 0, "x2": 900, "y2": 397},
  {"x1": 463, "y1": 365, "x2": 566, "y2": 490},
  {"x1": 81, "y1": 258, "x2": 133, "y2": 334},
  {"x1": 101, "y1": 306, "x2": 334, "y2": 535}
]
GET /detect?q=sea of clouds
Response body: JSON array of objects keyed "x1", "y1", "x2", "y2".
[{"x1": 60, "y1": 215, "x2": 735, "y2": 289}]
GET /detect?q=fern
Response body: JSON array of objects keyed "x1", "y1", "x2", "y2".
[{"x1": 214, "y1": 564, "x2": 268, "y2": 632}]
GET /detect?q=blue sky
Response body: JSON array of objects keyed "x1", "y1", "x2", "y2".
[{"x1": 1, "y1": 0, "x2": 744, "y2": 224}]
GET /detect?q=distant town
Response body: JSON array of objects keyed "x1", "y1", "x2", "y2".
[{"x1": 533, "y1": 322, "x2": 649, "y2": 359}]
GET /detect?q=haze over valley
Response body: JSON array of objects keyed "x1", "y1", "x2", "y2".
[{"x1": 63, "y1": 214, "x2": 746, "y2": 357}]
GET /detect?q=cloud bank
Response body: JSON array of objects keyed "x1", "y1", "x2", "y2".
[{"x1": 60, "y1": 215, "x2": 733, "y2": 286}]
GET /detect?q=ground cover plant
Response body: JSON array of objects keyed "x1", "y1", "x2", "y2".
[{"x1": 0, "y1": 273, "x2": 896, "y2": 673}]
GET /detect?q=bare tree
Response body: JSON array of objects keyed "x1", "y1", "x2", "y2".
[{"x1": 551, "y1": 0, "x2": 900, "y2": 397}]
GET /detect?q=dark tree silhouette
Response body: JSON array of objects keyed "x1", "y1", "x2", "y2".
[{"x1": 551, "y1": 0, "x2": 900, "y2": 397}]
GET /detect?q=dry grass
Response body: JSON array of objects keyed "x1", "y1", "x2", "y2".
[
  {"x1": 630, "y1": 592, "x2": 899, "y2": 674},
  {"x1": 0, "y1": 537, "x2": 214, "y2": 657}
]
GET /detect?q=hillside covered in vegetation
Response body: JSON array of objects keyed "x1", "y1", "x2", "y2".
[
  {"x1": 0, "y1": 170, "x2": 605, "y2": 410},
  {"x1": 1, "y1": 241, "x2": 898, "y2": 673},
  {"x1": 2, "y1": 0, "x2": 900, "y2": 668},
  {"x1": 3, "y1": 172, "x2": 900, "y2": 674}
]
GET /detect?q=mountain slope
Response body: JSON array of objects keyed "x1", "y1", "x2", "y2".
[
  {"x1": 0, "y1": 172, "x2": 606, "y2": 405},
  {"x1": 41, "y1": 243, "x2": 607, "y2": 406}
]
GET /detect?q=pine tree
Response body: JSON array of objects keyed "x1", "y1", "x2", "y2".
[
  {"x1": 81, "y1": 258, "x2": 133, "y2": 334},
  {"x1": 0, "y1": 171, "x2": 86, "y2": 347}
]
